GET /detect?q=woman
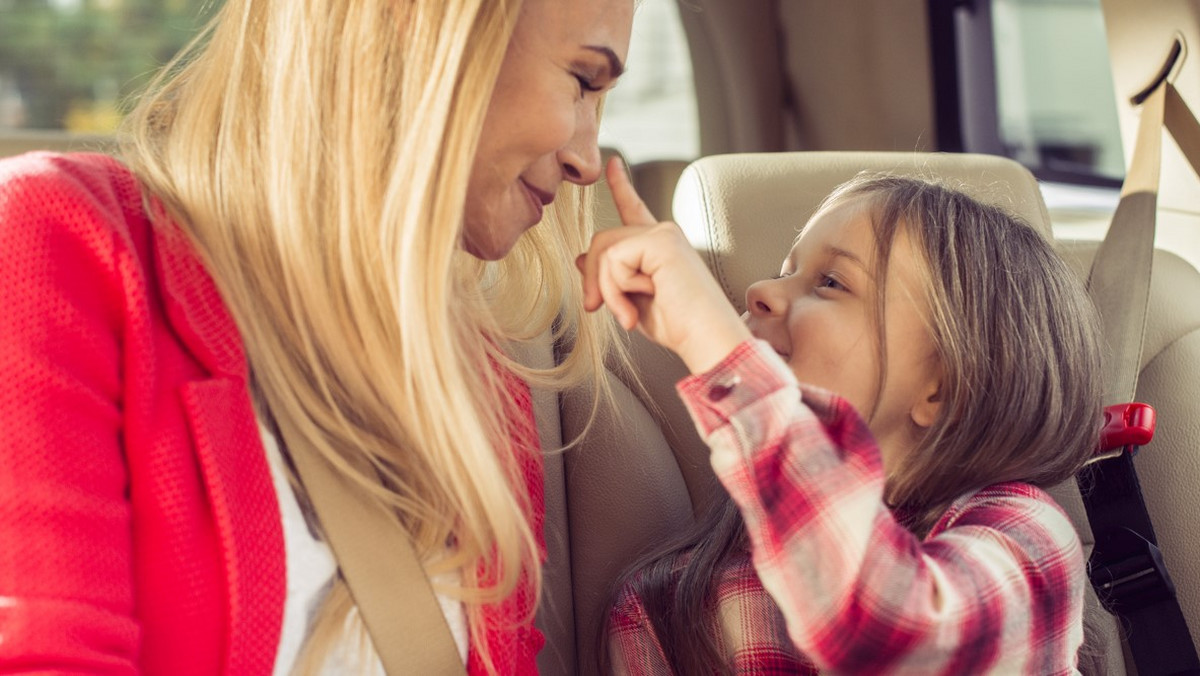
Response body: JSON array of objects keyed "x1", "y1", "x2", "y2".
[{"x1": 0, "y1": 0, "x2": 633, "y2": 673}]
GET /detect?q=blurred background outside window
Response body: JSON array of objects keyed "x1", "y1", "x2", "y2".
[
  {"x1": 0, "y1": 0, "x2": 221, "y2": 133},
  {"x1": 1, "y1": 0, "x2": 701, "y2": 165}
]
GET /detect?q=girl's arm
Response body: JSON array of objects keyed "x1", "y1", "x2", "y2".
[
  {"x1": 682, "y1": 340, "x2": 1086, "y2": 673},
  {"x1": 577, "y1": 157, "x2": 752, "y2": 375}
]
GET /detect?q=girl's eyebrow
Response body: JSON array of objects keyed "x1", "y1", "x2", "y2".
[
  {"x1": 827, "y1": 246, "x2": 873, "y2": 278},
  {"x1": 583, "y1": 45, "x2": 626, "y2": 78}
]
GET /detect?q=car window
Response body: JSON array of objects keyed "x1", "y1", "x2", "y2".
[
  {"x1": 992, "y1": 0, "x2": 1124, "y2": 184},
  {"x1": 598, "y1": 0, "x2": 699, "y2": 164},
  {"x1": 991, "y1": 0, "x2": 1200, "y2": 271},
  {"x1": 947, "y1": 0, "x2": 1123, "y2": 188},
  {"x1": 0, "y1": 0, "x2": 222, "y2": 132}
]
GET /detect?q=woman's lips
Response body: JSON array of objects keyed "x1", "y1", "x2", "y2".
[{"x1": 521, "y1": 180, "x2": 554, "y2": 222}]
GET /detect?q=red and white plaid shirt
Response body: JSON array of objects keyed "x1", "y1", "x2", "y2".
[{"x1": 609, "y1": 340, "x2": 1086, "y2": 674}]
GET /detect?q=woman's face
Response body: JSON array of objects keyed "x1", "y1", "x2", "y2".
[
  {"x1": 463, "y1": 0, "x2": 634, "y2": 260},
  {"x1": 743, "y1": 199, "x2": 943, "y2": 471}
]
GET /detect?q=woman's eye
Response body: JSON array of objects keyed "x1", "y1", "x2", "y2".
[{"x1": 575, "y1": 74, "x2": 602, "y2": 95}]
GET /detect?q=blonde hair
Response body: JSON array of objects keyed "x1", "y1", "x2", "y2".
[
  {"x1": 819, "y1": 174, "x2": 1104, "y2": 533},
  {"x1": 119, "y1": 0, "x2": 623, "y2": 671}
]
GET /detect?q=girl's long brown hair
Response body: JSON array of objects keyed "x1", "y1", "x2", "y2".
[{"x1": 603, "y1": 174, "x2": 1104, "y2": 674}]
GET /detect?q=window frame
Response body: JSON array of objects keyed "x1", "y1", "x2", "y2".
[{"x1": 927, "y1": 0, "x2": 1123, "y2": 189}]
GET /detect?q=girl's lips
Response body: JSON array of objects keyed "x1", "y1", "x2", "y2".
[{"x1": 747, "y1": 321, "x2": 789, "y2": 358}]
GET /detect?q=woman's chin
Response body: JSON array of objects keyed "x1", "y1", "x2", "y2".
[
  {"x1": 462, "y1": 235, "x2": 516, "y2": 261},
  {"x1": 461, "y1": 223, "x2": 531, "y2": 261}
]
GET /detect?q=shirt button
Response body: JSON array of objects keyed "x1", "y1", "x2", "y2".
[{"x1": 708, "y1": 376, "x2": 740, "y2": 401}]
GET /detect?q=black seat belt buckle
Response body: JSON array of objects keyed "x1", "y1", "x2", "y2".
[{"x1": 1090, "y1": 526, "x2": 1178, "y2": 613}]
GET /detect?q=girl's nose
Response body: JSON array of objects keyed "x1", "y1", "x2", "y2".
[{"x1": 745, "y1": 278, "x2": 785, "y2": 317}]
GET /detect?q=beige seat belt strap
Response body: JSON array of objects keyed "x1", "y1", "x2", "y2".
[
  {"x1": 1086, "y1": 75, "x2": 1164, "y2": 410},
  {"x1": 284, "y1": 429, "x2": 469, "y2": 676},
  {"x1": 1166, "y1": 85, "x2": 1200, "y2": 177},
  {"x1": 1088, "y1": 49, "x2": 1200, "y2": 412}
]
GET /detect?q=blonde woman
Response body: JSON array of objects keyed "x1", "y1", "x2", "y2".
[
  {"x1": 582, "y1": 167, "x2": 1103, "y2": 673},
  {"x1": 0, "y1": 0, "x2": 632, "y2": 673}
]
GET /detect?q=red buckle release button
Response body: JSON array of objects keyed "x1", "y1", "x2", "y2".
[{"x1": 1097, "y1": 402, "x2": 1156, "y2": 454}]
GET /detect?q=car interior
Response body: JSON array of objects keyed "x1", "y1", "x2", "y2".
[{"x1": 2, "y1": 0, "x2": 1198, "y2": 674}]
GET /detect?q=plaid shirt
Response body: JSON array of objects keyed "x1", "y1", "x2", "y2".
[{"x1": 609, "y1": 340, "x2": 1086, "y2": 675}]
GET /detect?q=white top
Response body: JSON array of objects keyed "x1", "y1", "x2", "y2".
[{"x1": 259, "y1": 423, "x2": 469, "y2": 674}]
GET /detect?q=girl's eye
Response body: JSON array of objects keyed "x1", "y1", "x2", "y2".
[{"x1": 818, "y1": 274, "x2": 846, "y2": 292}]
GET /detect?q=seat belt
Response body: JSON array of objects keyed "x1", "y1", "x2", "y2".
[
  {"x1": 1078, "y1": 39, "x2": 1200, "y2": 675},
  {"x1": 282, "y1": 422, "x2": 469, "y2": 676}
]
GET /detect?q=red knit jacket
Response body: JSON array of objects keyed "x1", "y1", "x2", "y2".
[{"x1": 0, "y1": 152, "x2": 544, "y2": 674}]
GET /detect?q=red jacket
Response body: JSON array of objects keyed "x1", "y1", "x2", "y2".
[{"x1": 0, "y1": 152, "x2": 543, "y2": 674}]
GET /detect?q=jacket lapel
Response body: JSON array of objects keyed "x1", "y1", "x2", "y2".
[
  {"x1": 152, "y1": 221, "x2": 247, "y2": 380},
  {"x1": 153, "y1": 216, "x2": 285, "y2": 674}
]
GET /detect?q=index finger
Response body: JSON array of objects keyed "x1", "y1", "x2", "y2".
[{"x1": 605, "y1": 155, "x2": 658, "y2": 227}]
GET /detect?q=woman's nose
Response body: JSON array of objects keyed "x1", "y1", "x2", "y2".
[
  {"x1": 745, "y1": 279, "x2": 784, "y2": 317},
  {"x1": 558, "y1": 107, "x2": 602, "y2": 186}
]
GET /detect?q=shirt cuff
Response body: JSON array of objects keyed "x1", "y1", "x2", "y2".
[{"x1": 676, "y1": 338, "x2": 798, "y2": 436}]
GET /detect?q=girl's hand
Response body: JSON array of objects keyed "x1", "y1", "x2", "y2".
[{"x1": 577, "y1": 157, "x2": 752, "y2": 374}]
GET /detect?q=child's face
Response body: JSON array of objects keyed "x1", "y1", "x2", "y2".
[{"x1": 743, "y1": 197, "x2": 943, "y2": 471}]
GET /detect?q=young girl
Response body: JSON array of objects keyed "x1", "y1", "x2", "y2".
[{"x1": 578, "y1": 160, "x2": 1104, "y2": 674}]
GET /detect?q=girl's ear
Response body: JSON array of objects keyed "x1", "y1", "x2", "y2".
[{"x1": 910, "y1": 378, "x2": 942, "y2": 429}]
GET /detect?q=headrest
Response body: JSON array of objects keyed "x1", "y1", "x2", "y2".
[{"x1": 672, "y1": 151, "x2": 1051, "y2": 312}]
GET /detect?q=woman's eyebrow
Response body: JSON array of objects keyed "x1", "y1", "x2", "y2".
[{"x1": 584, "y1": 45, "x2": 626, "y2": 78}]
